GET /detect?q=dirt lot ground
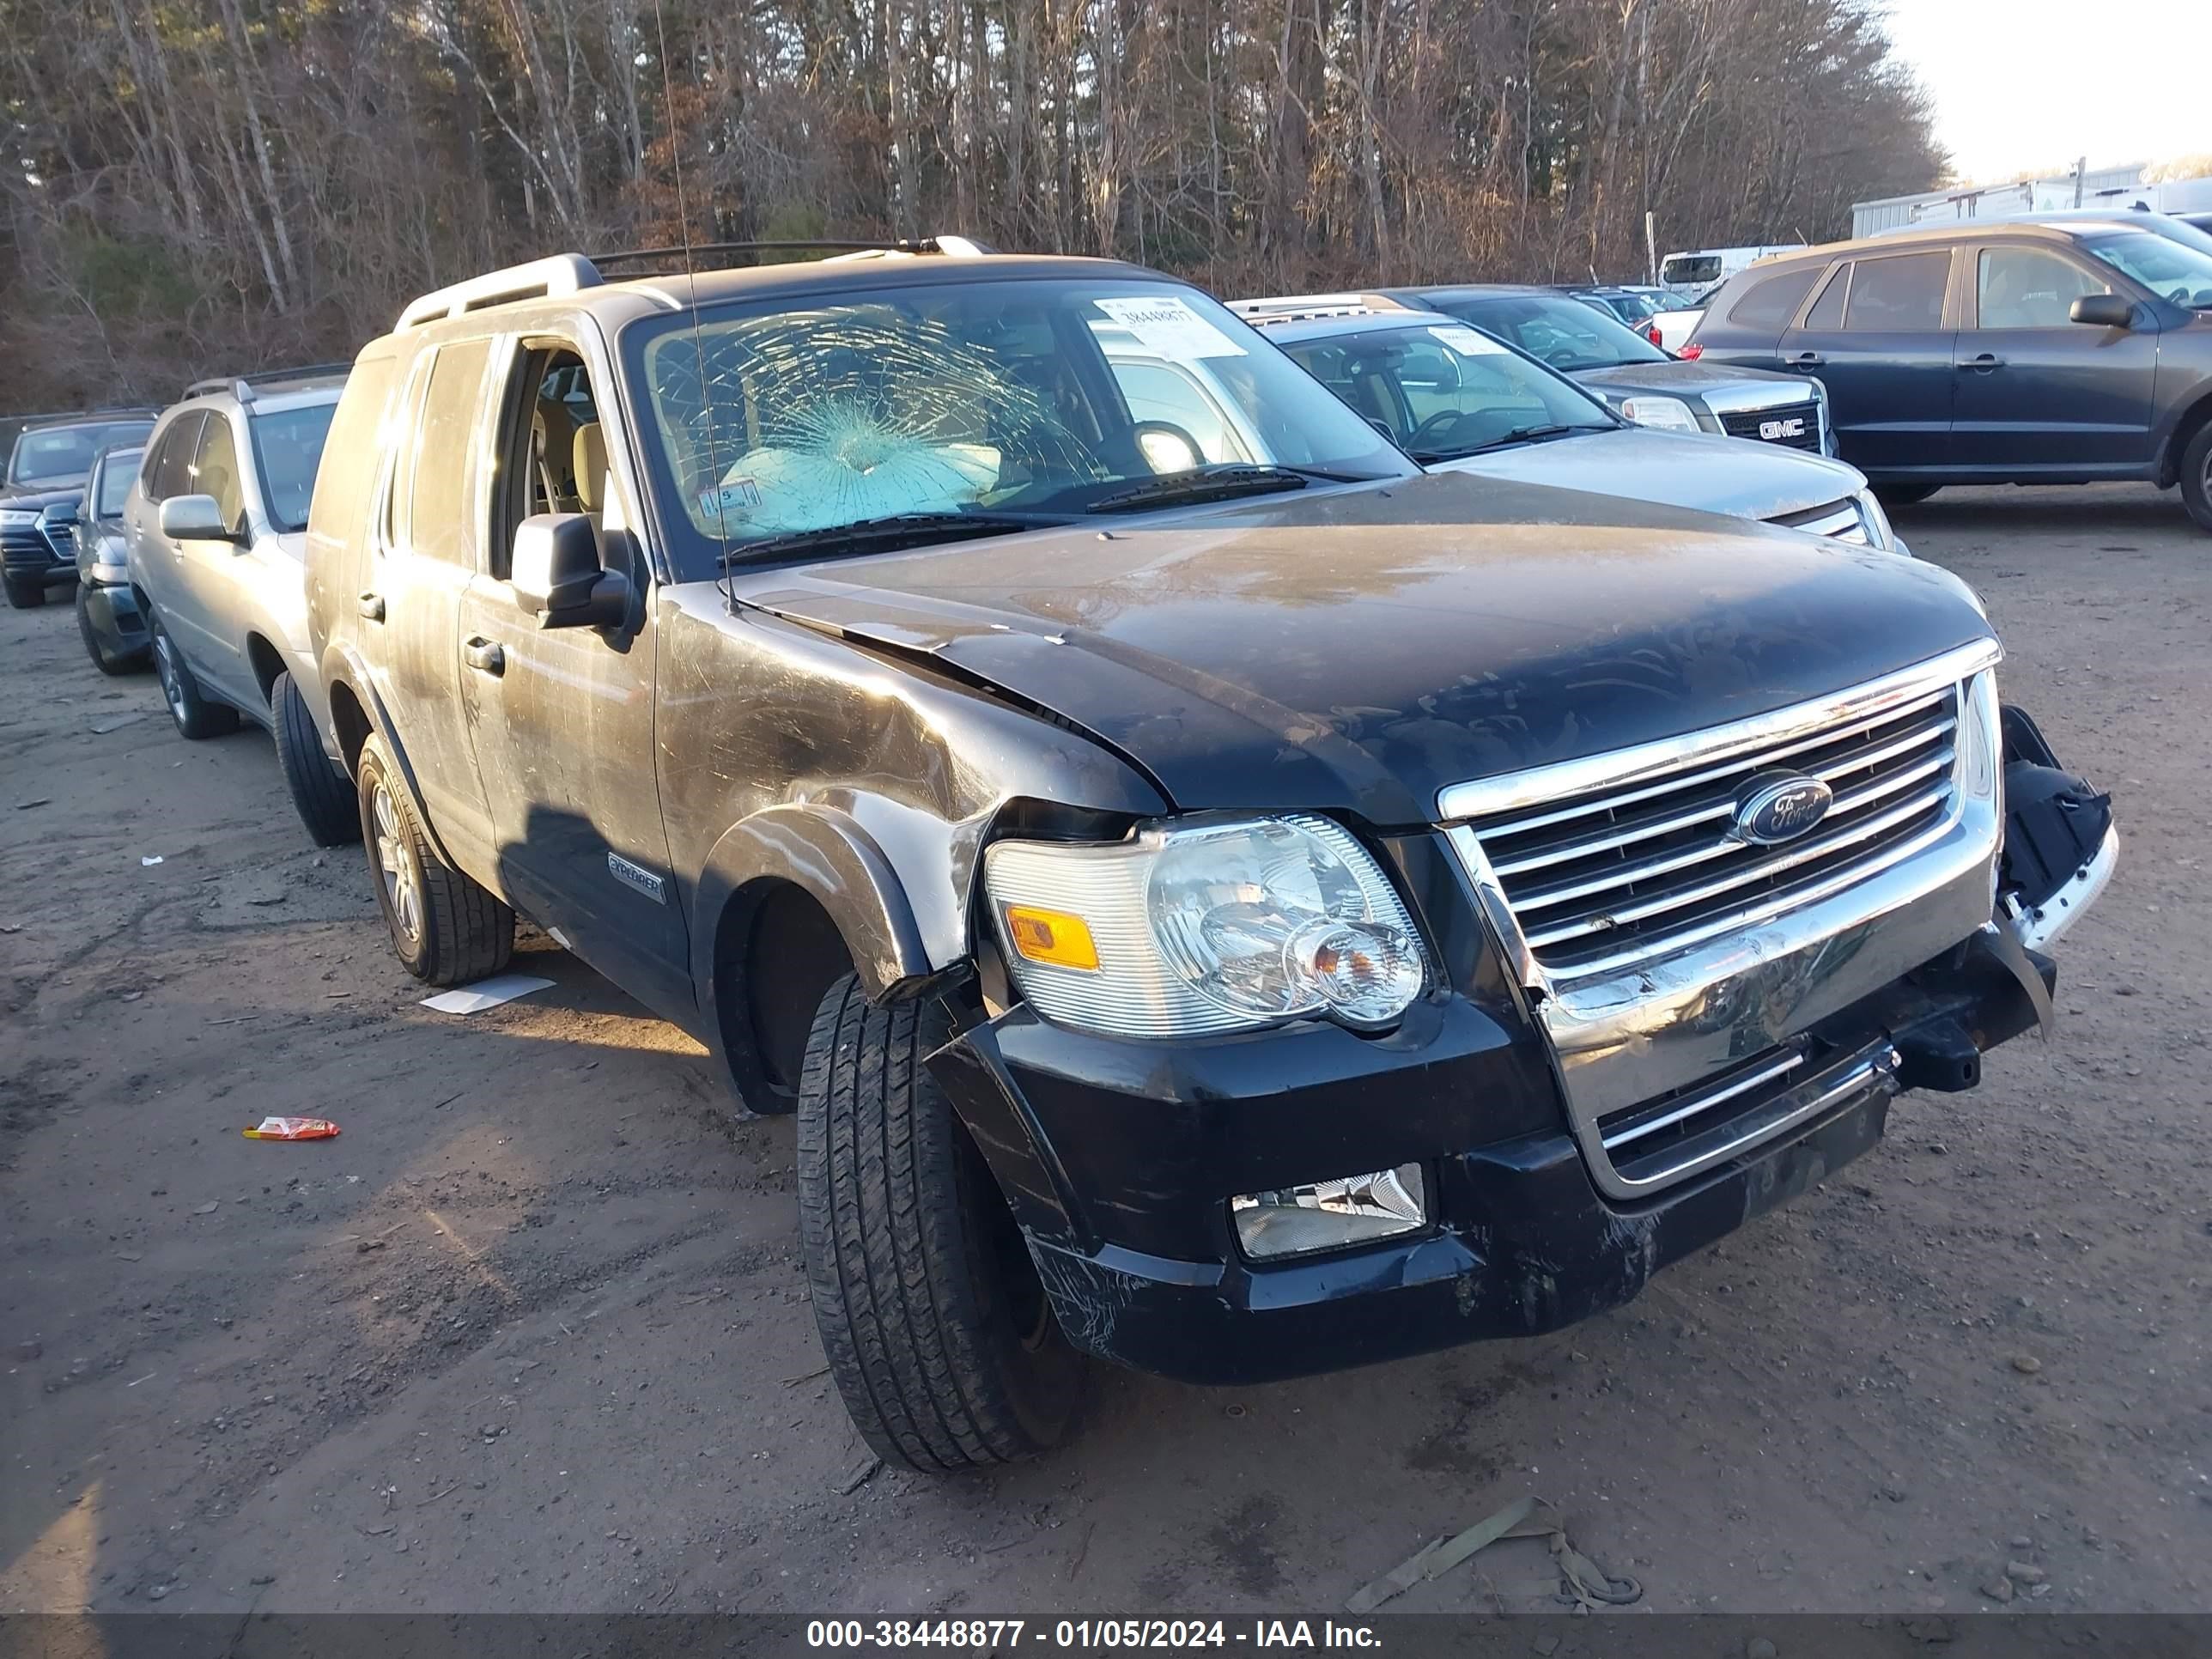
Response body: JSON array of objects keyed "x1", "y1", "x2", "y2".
[{"x1": 3, "y1": 483, "x2": 2209, "y2": 1619}]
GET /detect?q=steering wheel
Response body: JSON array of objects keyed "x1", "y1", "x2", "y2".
[
  {"x1": 1545, "y1": 348, "x2": 1581, "y2": 370},
  {"x1": 1407, "y1": 409, "x2": 1480, "y2": 451},
  {"x1": 2172, "y1": 285, "x2": 2193, "y2": 307}
]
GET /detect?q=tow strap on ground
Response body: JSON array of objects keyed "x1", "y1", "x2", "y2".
[{"x1": 1345, "y1": 1495, "x2": 1644, "y2": 1613}]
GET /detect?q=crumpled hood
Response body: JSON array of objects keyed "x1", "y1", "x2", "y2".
[
  {"x1": 1431, "y1": 425, "x2": 1865, "y2": 525},
  {"x1": 1574, "y1": 359, "x2": 1819, "y2": 404},
  {"x1": 728, "y1": 471, "x2": 1995, "y2": 826}
]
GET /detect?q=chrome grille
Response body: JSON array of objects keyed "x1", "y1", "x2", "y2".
[
  {"x1": 1771, "y1": 498, "x2": 1868, "y2": 544},
  {"x1": 1456, "y1": 684, "x2": 1962, "y2": 980}
]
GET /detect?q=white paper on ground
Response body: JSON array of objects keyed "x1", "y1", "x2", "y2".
[
  {"x1": 141, "y1": 855, "x2": 164, "y2": 866},
  {"x1": 419, "y1": 974, "x2": 554, "y2": 1015}
]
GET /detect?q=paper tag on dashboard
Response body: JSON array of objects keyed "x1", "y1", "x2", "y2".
[
  {"x1": 1094, "y1": 295, "x2": 1248, "y2": 360},
  {"x1": 698, "y1": 478, "x2": 763, "y2": 524},
  {"x1": 1430, "y1": 325, "x2": 1507, "y2": 357}
]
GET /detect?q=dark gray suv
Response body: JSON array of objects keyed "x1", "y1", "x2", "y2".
[
  {"x1": 1688, "y1": 218, "x2": 2212, "y2": 526},
  {"x1": 301, "y1": 242, "x2": 2111, "y2": 1474}
]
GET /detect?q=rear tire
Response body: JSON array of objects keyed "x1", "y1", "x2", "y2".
[
  {"x1": 356, "y1": 734, "x2": 513, "y2": 986},
  {"x1": 4, "y1": 575, "x2": 46, "y2": 609},
  {"x1": 76, "y1": 586, "x2": 143, "y2": 675},
  {"x1": 273, "y1": 670, "x2": 361, "y2": 847},
  {"x1": 2180, "y1": 422, "x2": 2212, "y2": 534},
  {"x1": 798, "y1": 973, "x2": 1084, "y2": 1472},
  {"x1": 149, "y1": 612, "x2": 240, "y2": 738},
  {"x1": 1875, "y1": 483, "x2": 1942, "y2": 507}
]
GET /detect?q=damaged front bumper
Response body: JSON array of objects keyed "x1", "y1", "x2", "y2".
[
  {"x1": 928, "y1": 702, "x2": 2113, "y2": 1389},
  {"x1": 934, "y1": 927, "x2": 2055, "y2": 1387}
]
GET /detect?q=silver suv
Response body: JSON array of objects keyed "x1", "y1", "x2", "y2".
[{"x1": 125, "y1": 368, "x2": 362, "y2": 845}]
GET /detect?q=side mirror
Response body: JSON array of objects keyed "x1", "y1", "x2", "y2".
[
  {"x1": 2069, "y1": 294, "x2": 2134, "y2": 330},
  {"x1": 159, "y1": 493, "x2": 236, "y2": 542},
  {"x1": 512, "y1": 512, "x2": 630, "y2": 629}
]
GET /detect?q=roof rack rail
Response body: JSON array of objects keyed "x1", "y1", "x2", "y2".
[
  {"x1": 586, "y1": 235, "x2": 997, "y2": 276},
  {"x1": 183, "y1": 362, "x2": 354, "y2": 404},
  {"x1": 1228, "y1": 293, "x2": 1417, "y2": 326},
  {"x1": 396, "y1": 254, "x2": 604, "y2": 331},
  {"x1": 20, "y1": 404, "x2": 161, "y2": 425}
]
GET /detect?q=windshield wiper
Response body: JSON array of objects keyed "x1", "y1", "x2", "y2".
[
  {"x1": 1084, "y1": 464, "x2": 1333, "y2": 514},
  {"x1": 1446, "y1": 423, "x2": 1587, "y2": 457},
  {"x1": 718, "y1": 512, "x2": 1056, "y2": 565}
]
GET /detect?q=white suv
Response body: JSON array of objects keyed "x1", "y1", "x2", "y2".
[{"x1": 125, "y1": 368, "x2": 362, "y2": 845}]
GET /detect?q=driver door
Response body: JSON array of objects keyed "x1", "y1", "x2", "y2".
[
  {"x1": 455, "y1": 331, "x2": 695, "y2": 1021},
  {"x1": 1949, "y1": 242, "x2": 2159, "y2": 474}
]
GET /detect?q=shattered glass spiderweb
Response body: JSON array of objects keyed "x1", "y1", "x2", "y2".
[{"x1": 645, "y1": 307, "x2": 1103, "y2": 541}]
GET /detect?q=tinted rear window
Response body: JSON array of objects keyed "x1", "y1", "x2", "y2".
[
  {"x1": 407, "y1": 340, "x2": 491, "y2": 566},
  {"x1": 305, "y1": 355, "x2": 398, "y2": 557},
  {"x1": 1728, "y1": 268, "x2": 1821, "y2": 329},
  {"x1": 1843, "y1": 252, "x2": 1950, "y2": 331}
]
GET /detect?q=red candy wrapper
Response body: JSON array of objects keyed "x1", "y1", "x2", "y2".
[{"x1": 242, "y1": 1117, "x2": 341, "y2": 1140}]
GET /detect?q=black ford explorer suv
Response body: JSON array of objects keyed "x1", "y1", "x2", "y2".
[{"x1": 303, "y1": 242, "x2": 2115, "y2": 1472}]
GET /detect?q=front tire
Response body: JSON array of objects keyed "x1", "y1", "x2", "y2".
[
  {"x1": 274, "y1": 671, "x2": 361, "y2": 847},
  {"x1": 4, "y1": 574, "x2": 46, "y2": 609},
  {"x1": 76, "y1": 587, "x2": 144, "y2": 675},
  {"x1": 149, "y1": 612, "x2": 240, "y2": 738},
  {"x1": 356, "y1": 734, "x2": 513, "y2": 985},
  {"x1": 798, "y1": 974, "x2": 1084, "y2": 1472},
  {"x1": 2181, "y1": 422, "x2": 2212, "y2": 534}
]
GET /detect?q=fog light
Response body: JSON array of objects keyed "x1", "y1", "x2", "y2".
[{"x1": 1231, "y1": 1164, "x2": 1426, "y2": 1260}]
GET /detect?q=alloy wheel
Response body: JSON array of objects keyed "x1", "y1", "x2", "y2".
[
  {"x1": 153, "y1": 630, "x2": 186, "y2": 723},
  {"x1": 370, "y1": 781, "x2": 422, "y2": 945}
]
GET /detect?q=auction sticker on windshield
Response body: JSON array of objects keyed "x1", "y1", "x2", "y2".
[
  {"x1": 1431, "y1": 325, "x2": 1506, "y2": 356},
  {"x1": 1095, "y1": 295, "x2": 1248, "y2": 359}
]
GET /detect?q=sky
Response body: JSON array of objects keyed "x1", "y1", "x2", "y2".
[{"x1": 1878, "y1": 0, "x2": 2211, "y2": 185}]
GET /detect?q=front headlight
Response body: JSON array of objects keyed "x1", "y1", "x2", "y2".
[
  {"x1": 1853, "y1": 488, "x2": 1896, "y2": 552},
  {"x1": 983, "y1": 814, "x2": 1426, "y2": 1039},
  {"x1": 1615, "y1": 394, "x2": 1701, "y2": 433},
  {"x1": 0, "y1": 509, "x2": 37, "y2": 528}
]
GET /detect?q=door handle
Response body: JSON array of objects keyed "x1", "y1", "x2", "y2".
[
  {"x1": 463, "y1": 636, "x2": 506, "y2": 677},
  {"x1": 1958, "y1": 353, "x2": 2005, "y2": 371},
  {"x1": 1790, "y1": 351, "x2": 1825, "y2": 368}
]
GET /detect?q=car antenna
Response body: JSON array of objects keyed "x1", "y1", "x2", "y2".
[{"x1": 649, "y1": 0, "x2": 742, "y2": 613}]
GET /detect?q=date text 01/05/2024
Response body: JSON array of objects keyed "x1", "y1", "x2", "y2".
[{"x1": 805, "y1": 1620, "x2": 1384, "y2": 1650}]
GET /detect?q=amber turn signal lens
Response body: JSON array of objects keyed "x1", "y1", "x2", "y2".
[{"x1": 1001, "y1": 904, "x2": 1100, "y2": 971}]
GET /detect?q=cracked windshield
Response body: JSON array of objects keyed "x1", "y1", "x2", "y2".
[{"x1": 624, "y1": 277, "x2": 1410, "y2": 574}]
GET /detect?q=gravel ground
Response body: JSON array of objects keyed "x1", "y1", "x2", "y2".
[{"x1": 2, "y1": 483, "x2": 2207, "y2": 1617}]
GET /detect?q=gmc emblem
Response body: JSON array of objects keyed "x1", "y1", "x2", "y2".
[{"x1": 1759, "y1": 416, "x2": 1808, "y2": 441}]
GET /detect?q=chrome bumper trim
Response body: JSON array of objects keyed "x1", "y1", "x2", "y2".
[
  {"x1": 1604, "y1": 1041, "x2": 1902, "y2": 1196},
  {"x1": 2008, "y1": 826, "x2": 2118, "y2": 952},
  {"x1": 1442, "y1": 659, "x2": 2006, "y2": 1201}
]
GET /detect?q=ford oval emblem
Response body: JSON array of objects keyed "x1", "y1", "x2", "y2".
[{"x1": 1732, "y1": 774, "x2": 1833, "y2": 845}]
